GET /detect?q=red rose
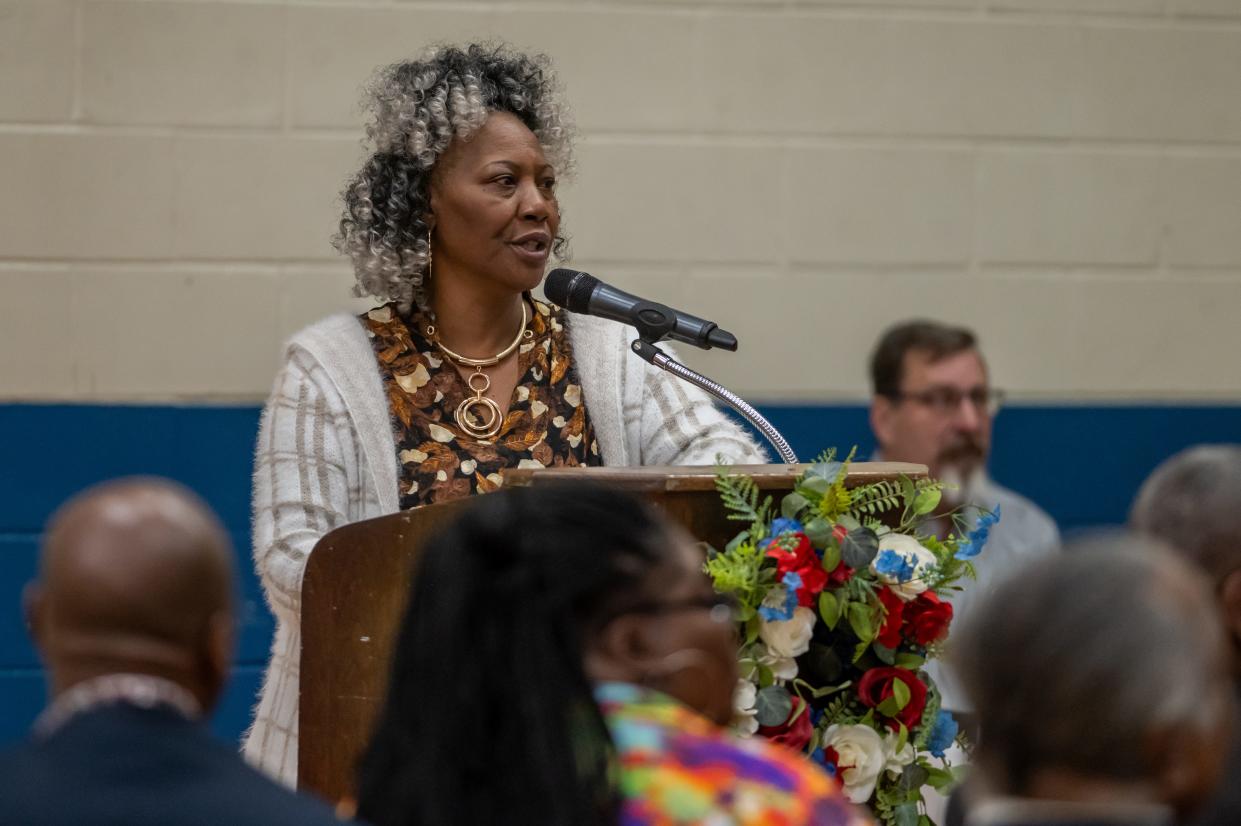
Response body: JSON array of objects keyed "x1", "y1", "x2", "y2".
[
  {"x1": 767, "y1": 533, "x2": 828, "y2": 605},
  {"x1": 794, "y1": 566, "x2": 829, "y2": 605},
  {"x1": 903, "y1": 592, "x2": 953, "y2": 646},
  {"x1": 768, "y1": 533, "x2": 815, "y2": 570},
  {"x1": 758, "y1": 696, "x2": 814, "y2": 752},
  {"x1": 857, "y1": 667, "x2": 927, "y2": 730},
  {"x1": 876, "y1": 587, "x2": 905, "y2": 649},
  {"x1": 826, "y1": 560, "x2": 854, "y2": 586}
]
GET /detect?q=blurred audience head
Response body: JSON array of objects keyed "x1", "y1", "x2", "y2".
[
  {"x1": 954, "y1": 535, "x2": 1234, "y2": 820},
  {"x1": 356, "y1": 482, "x2": 738, "y2": 826},
  {"x1": 26, "y1": 477, "x2": 235, "y2": 713},
  {"x1": 1131, "y1": 444, "x2": 1241, "y2": 661},
  {"x1": 869, "y1": 320, "x2": 1000, "y2": 502}
]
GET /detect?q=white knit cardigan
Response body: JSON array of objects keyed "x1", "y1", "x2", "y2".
[{"x1": 243, "y1": 310, "x2": 767, "y2": 785}]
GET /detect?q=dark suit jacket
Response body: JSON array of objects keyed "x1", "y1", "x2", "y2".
[{"x1": 0, "y1": 703, "x2": 348, "y2": 826}]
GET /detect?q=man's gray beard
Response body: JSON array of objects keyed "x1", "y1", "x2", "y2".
[{"x1": 939, "y1": 463, "x2": 985, "y2": 508}]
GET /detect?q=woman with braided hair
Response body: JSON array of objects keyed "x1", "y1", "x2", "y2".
[
  {"x1": 244, "y1": 43, "x2": 764, "y2": 783},
  {"x1": 355, "y1": 482, "x2": 866, "y2": 826}
]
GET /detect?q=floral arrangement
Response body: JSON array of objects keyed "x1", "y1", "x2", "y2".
[{"x1": 707, "y1": 449, "x2": 998, "y2": 826}]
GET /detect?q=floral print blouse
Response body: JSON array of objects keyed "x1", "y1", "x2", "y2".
[{"x1": 361, "y1": 298, "x2": 602, "y2": 510}]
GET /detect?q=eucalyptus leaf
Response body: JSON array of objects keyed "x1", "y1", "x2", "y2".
[
  {"x1": 872, "y1": 642, "x2": 896, "y2": 665},
  {"x1": 893, "y1": 802, "x2": 920, "y2": 826},
  {"x1": 818, "y1": 590, "x2": 840, "y2": 629},
  {"x1": 754, "y1": 685, "x2": 793, "y2": 727},
  {"x1": 724, "y1": 533, "x2": 751, "y2": 554},
  {"x1": 841, "y1": 527, "x2": 880, "y2": 569},
  {"x1": 803, "y1": 517, "x2": 835, "y2": 547},
  {"x1": 913, "y1": 487, "x2": 942, "y2": 516},
  {"x1": 838, "y1": 514, "x2": 863, "y2": 532},
  {"x1": 899, "y1": 764, "x2": 930, "y2": 792},
  {"x1": 809, "y1": 460, "x2": 843, "y2": 483},
  {"x1": 781, "y1": 492, "x2": 810, "y2": 520},
  {"x1": 801, "y1": 476, "x2": 831, "y2": 495}
]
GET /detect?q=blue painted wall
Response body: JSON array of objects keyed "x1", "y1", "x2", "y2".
[{"x1": 2, "y1": 402, "x2": 1238, "y2": 746}]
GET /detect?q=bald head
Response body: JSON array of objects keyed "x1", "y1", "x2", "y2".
[{"x1": 28, "y1": 478, "x2": 235, "y2": 711}]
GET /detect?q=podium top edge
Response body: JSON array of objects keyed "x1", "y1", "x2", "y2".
[{"x1": 503, "y1": 462, "x2": 927, "y2": 492}]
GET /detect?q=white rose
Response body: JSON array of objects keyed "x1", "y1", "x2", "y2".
[
  {"x1": 882, "y1": 731, "x2": 916, "y2": 778},
  {"x1": 755, "y1": 642, "x2": 798, "y2": 681},
  {"x1": 733, "y1": 679, "x2": 759, "y2": 736},
  {"x1": 758, "y1": 606, "x2": 815, "y2": 659},
  {"x1": 870, "y1": 533, "x2": 938, "y2": 602},
  {"x1": 822, "y1": 724, "x2": 887, "y2": 804}
]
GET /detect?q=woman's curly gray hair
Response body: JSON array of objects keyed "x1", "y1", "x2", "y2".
[{"x1": 334, "y1": 43, "x2": 574, "y2": 314}]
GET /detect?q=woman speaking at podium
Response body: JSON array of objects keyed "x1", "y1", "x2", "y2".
[{"x1": 244, "y1": 43, "x2": 765, "y2": 784}]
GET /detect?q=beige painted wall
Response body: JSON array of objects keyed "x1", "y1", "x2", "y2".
[{"x1": 2, "y1": 0, "x2": 1240, "y2": 402}]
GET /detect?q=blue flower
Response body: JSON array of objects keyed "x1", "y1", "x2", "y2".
[
  {"x1": 927, "y1": 709, "x2": 959, "y2": 758},
  {"x1": 957, "y1": 506, "x2": 1001, "y2": 560},
  {"x1": 874, "y1": 549, "x2": 916, "y2": 582},
  {"x1": 811, "y1": 747, "x2": 834, "y2": 775},
  {"x1": 771, "y1": 517, "x2": 804, "y2": 537},
  {"x1": 758, "y1": 576, "x2": 799, "y2": 621}
]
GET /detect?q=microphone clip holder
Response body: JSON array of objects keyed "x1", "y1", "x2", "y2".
[
  {"x1": 627, "y1": 300, "x2": 680, "y2": 345},
  {"x1": 628, "y1": 336, "x2": 800, "y2": 466}
]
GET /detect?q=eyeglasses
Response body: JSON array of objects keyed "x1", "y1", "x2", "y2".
[
  {"x1": 625, "y1": 593, "x2": 740, "y2": 625},
  {"x1": 887, "y1": 386, "x2": 1005, "y2": 417}
]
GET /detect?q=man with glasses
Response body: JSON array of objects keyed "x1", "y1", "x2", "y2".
[{"x1": 868, "y1": 320, "x2": 1059, "y2": 718}]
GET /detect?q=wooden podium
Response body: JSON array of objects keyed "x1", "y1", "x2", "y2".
[{"x1": 298, "y1": 462, "x2": 924, "y2": 801}]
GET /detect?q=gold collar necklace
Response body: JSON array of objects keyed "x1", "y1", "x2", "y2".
[{"x1": 426, "y1": 302, "x2": 532, "y2": 440}]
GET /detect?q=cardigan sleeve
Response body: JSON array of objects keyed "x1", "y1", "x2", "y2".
[
  {"x1": 251, "y1": 346, "x2": 360, "y2": 619},
  {"x1": 635, "y1": 347, "x2": 769, "y2": 467}
]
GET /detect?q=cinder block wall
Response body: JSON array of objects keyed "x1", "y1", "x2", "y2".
[{"x1": 3, "y1": 0, "x2": 1241, "y2": 402}]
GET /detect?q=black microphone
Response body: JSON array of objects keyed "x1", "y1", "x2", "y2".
[{"x1": 544, "y1": 268, "x2": 738, "y2": 352}]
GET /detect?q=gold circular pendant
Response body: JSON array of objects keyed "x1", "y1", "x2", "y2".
[{"x1": 455, "y1": 396, "x2": 503, "y2": 439}]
